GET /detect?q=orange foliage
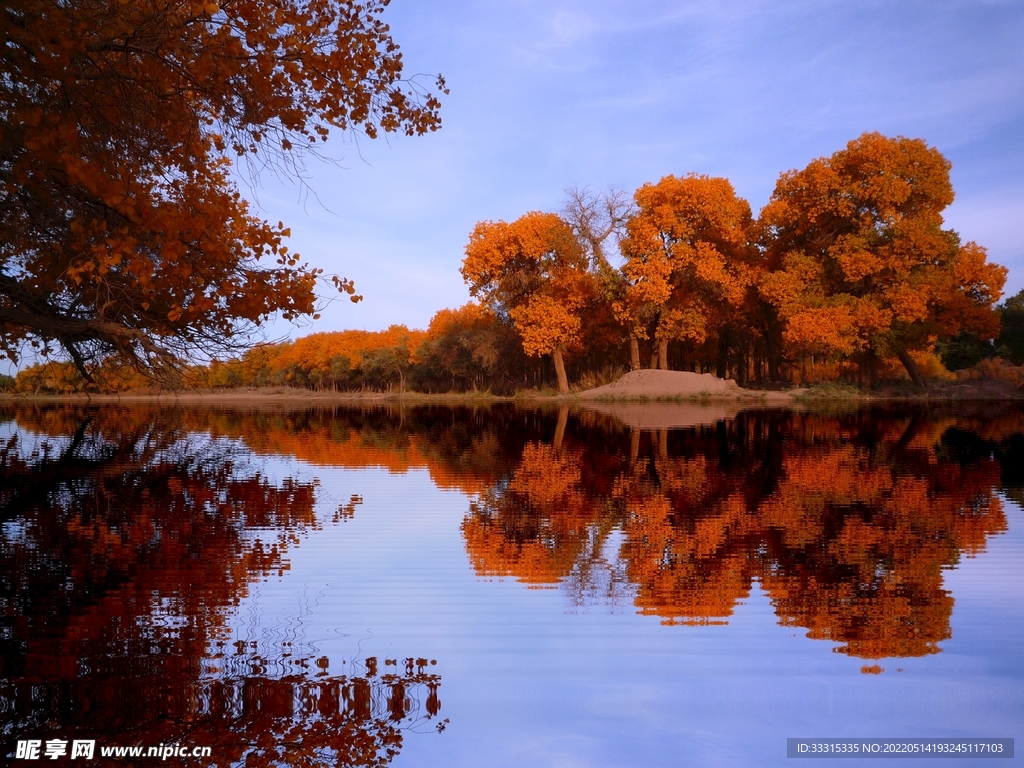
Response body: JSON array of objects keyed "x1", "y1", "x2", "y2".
[
  {"x1": 418, "y1": 303, "x2": 511, "y2": 389},
  {"x1": 177, "y1": 408, "x2": 502, "y2": 496},
  {"x1": 1, "y1": 0, "x2": 443, "y2": 378},
  {"x1": 463, "y1": 443, "x2": 604, "y2": 585},
  {"x1": 461, "y1": 212, "x2": 596, "y2": 393},
  {"x1": 253, "y1": 326, "x2": 426, "y2": 389},
  {"x1": 620, "y1": 175, "x2": 755, "y2": 369},
  {"x1": 957, "y1": 358, "x2": 1024, "y2": 388},
  {"x1": 758, "y1": 133, "x2": 1007, "y2": 383},
  {"x1": 6, "y1": 404, "x2": 1015, "y2": 662},
  {"x1": 755, "y1": 437, "x2": 1004, "y2": 657},
  {"x1": 9, "y1": 132, "x2": 1013, "y2": 393},
  {"x1": 457, "y1": 409, "x2": 1009, "y2": 657}
]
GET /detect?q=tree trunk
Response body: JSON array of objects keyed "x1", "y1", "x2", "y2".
[
  {"x1": 552, "y1": 347, "x2": 570, "y2": 394},
  {"x1": 649, "y1": 350, "x2": 658, "y2": 369},
  {"x1": 863, "y1": 350, "x2": 880, "y2": 387},
  {"x1": 658, "y1": 338, "x2": 669, "y2": 370},
  {"x1": 764, "y1": 322, "x2": 781, "y2": 382},
  {"x1": 553, "y1": 405, "x2": 568, "y2": 450},
  {"x1": 629, "y1": 336, "x2": 640, "y2": 371},
  {"x1": 898, "y1": 347, "x2": 928, "y2": 389}
]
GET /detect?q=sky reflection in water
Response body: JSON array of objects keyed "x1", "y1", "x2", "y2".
[{"x1": 1, "y1": 403, "x2": 1022, "y2": 766}]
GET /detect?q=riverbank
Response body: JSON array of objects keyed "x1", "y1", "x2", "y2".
[{"x1": 1, "y1": 371, "x2": 1021, "y2": 405}]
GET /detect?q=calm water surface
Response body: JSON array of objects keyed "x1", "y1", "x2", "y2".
[{"x1": 1, "y1": 403, "x2": 1022, "y2": 766}]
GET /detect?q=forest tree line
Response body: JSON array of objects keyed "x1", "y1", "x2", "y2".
[{"x1": 6, "y1": 133, "x2": 1023, "y2": 395}]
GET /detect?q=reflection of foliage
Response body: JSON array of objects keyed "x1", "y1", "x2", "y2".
[
  {"x1": 101, "y1": 401, "x2": 1013, "y2": 660},
  {"x1": 0, "y1": 410, "x2": 444, "y2": 766},
  {"x1": 2, "y1": 654, "x2": 442, "y2": 768},
  {"x1": 755, "y1": 444, "x2": 999, "y2": 657},
  {"x1": 1, "y1": 432, "x2": 315, "y2": 672},
  {"x1": 616, "y1": 466, "x2": 755, "y2": 626},
  {"x1": 193, "y1": 658, "x2": 443, "y2": 768},
  {"x1": 463, "y1": 443, "x2": 602, "y2": 586},
  {"x1": 4, "y1": 402, "x2": 1021, "y2": 692},
  {"x1": 455, "y1": 406, "x2": 1016, "y2": 658}
]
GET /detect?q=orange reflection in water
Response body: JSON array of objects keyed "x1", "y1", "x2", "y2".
[
  {"x1": 3, "y1": 397, "x2": 1019, "y2": 751},
  {"x1": 115, "y1": 401, "x2": 1015, "y2": 661},
  {"x1": 0, "y1": 408, "x2": 443, "y2": 767},
  {"x1": 456, "y1": 408, "x2": 1011, "y2": 659}
]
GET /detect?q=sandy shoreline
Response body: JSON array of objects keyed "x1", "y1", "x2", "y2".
[
  {"x1": 1, "y1": 370, "x2": 1020, "y2": 406},
  {"x1": 575, "y1": 369, "x2": 803, "y2": 404}
]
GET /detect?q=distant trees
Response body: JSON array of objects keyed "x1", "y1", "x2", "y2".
[
  {"x1": 999, "y1": 290, "x2": 1024, "y2": 365},
  {"x1": 417, "y1": 303, "x2": 518, "y2": 391},
  {"x1": 242, "y1": 326, "x2": 425, "y2": 392},
  {"x1": 938, "y1": 289, "x2": 1024, "y2": 371},
  {"x1": 8, "y1": 132, "x2": 1012, "y2": 394}
]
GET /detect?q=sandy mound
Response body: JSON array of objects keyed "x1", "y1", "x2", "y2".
[
  {"x1": 578, "y1": 402, "x2": 739, "y2": 429},
  {"x1": 578, "y1": 369, "x2": 740, "y2": 399}
]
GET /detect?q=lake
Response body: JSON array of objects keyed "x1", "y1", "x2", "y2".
[{"x1": 2, "y1": 402, "x2": 1022, "y2": 766}]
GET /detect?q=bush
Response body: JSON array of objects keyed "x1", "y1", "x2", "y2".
[
  {"x1": 957, "y1": 358, "x2": 1024, "y2": 388},
  {"x1": 998, "y1": 290, "x2": 1024, "y2": 365},
  {"x1": 936, "y1": 332, "x2": 996, "y2": 371}
]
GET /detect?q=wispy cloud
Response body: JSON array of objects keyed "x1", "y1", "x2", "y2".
[{"x1": 254, "y1": 0, "x2": 1024, "y2": 334}]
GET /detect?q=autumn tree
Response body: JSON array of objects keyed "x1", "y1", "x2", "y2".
[
  {"x1": 562, "y1": 184, "x2": 638, "y2": 367},
  {"x1": 0, "y1": 0, "x2": 445, "y2": 381},
  {"x1": 619, "y1": 174, "x2": 755, "y2": 372},
  {"x1": 758, "y1": 133, "x2": 1006, "y2": 387},
  {"x1": 415, "y1": 302, "x2": 521, "y2": 392},
  {"x1": 461, "y1": 212, "x2": 595, "y2": 393}
]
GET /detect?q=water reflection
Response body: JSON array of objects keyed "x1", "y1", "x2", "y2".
[
  {"x1": 1, "y1": 402, "x2": 1021, "y2": 763},
  {"x1": 28, "y1": 402, "x2": 1011, "y2": 662},
  {"x1": 463, "y1": 407, "x2": 1015, "y2": 658},
  {"x1": 0, "y1": 407, "x2": 442, "y2": 766}
]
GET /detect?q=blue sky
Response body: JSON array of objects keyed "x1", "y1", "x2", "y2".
[{"x1": 249, "y1": 0, "x2": 1023, "y2": 339}]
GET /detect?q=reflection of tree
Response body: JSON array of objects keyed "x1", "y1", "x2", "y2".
[
  {"x1": 454, "y1": 407, "x2": 1013, "y2": 658},
  {"x1": 615, "y1": 473, "x2": 754, "y2": 626},
  {"x1": 762, "y1": 452, "x2": 957, "y2": 657},
  {"x1": 463, "y1": 443, "x2": 601, "y2": 586},
  {"x1": 5, "y1": 402, "x2": 1018, "y2": 685},
  {"x1": 0, "y1": 410, "x2": 443, "y2": 766},
  {"x1": 179, "y1": 401, "x2": 1007, "y2": 660}
]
